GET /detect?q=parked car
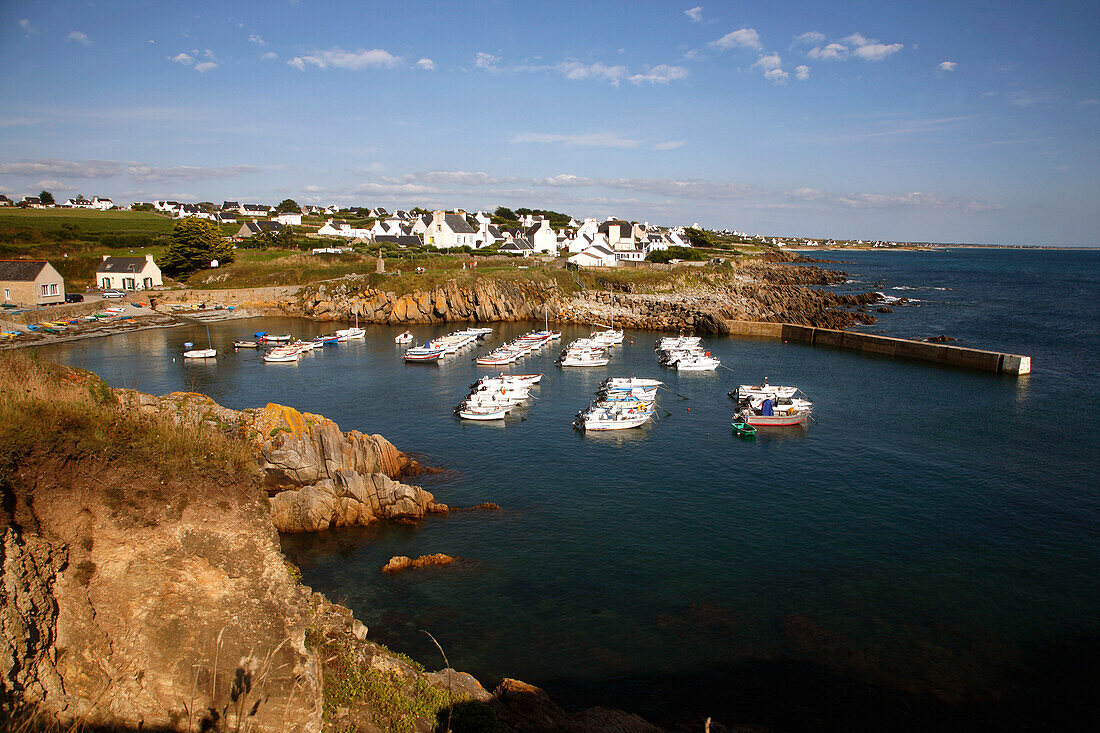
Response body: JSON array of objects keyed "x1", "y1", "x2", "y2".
[
  {"x1": 101, "y1": 289, "x2": 125, "y2": 299},
  {"x1": 64, "y1": 293, "x2": 84, "y2": 303}
]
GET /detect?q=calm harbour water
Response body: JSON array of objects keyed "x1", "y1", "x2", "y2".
[{"x1": 38, "y1": 248, "x2": 1100, "y2": 730}]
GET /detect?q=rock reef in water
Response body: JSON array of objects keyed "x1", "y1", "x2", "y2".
[
  {"x1": 381, "y1": 553, "x2": 455, "y2": 573},
  {"x1": 117, "y1": 391, "x2": 446, "y2": 533}
]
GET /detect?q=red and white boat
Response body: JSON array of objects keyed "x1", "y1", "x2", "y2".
[{"x1": 403, "y1": 343, "x2": 445, "y2": 362}]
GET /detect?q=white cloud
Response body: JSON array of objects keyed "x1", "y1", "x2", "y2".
[
  {"x1": 248, "y1": 34, "x2": 265, "y2": 45},
  {"x1": 474, "y1": 52, "x2": 501, "y2": 71},
  {"x1": 260, "y1": 52, "x2": 277, "y2": 61},
  {"x1": 416, "y1": 57, "x2": 436, "y2": 70},
  {"x1": 709, "y1": 28, "x2": 762, "y2": 51},
  {"x1": 67, "y1": 31, "x2": 90, "y2": 45},
  {"x1": 0, "y1": 159, "x2": 124, "y2": 178},
  {"x1": 752, "y1": 54, "x2": 783, "y2": 72},
  {"x1": 685, "y1": 7, "x2": 703, "y2": 23},
  {"x1": 170, "y1": 52, "x2": 194, "y2": 66},
  {"x1": 604, "y1": 178, "x2": 755, "y2": 199},
  {"x1": 793, "y1": 31, "x2": 825, "y2": 45},
  {"x1": 629, "y1": 64, "x2": 689, "y2": 85},
  {"x1": 36, "y1": 179, "x2": 65, "y2": 189},
  {"x1": 532, "y1": 174, "x2": 595, "y2": 187},
  {"x1": 937, "y1": 61, "x2": 957, "y2": 72},
  {"x1": 557, "y1": 60, "x2": 629, "y2": 86},
  {"x1": 788, "y1": 187, "x2": 999, "y2": 212},
  {"x1": 289, "y1": 48, "x2": 401, "y2": 71},
  {"x1": 652, "y1": 141, "x2": 685, "y2": 150},
  {"x1": 194, "y1": 62, "x2": 217, "y2": 73},
  {"x1": 852, "y1": 42, "x2": 903, "y2": 61},
  {"x1": 124, "y1": 164, "x2": 256, "y2": 181},
  {"x1": 764, "y1": 68, "x2": 789, "y2": 84},
  {"x1": 403, "y1": 171, "x2": 516, "y2": 186},
  {"x1": 18, "y1": 18, "x2": 35, "y2": 33},
  {"x1": 795, "y1": 65, "x2": 810, "y2": 81},
  {"x1": 808, "y1": 43, "x2": 848, "y2": 60},
  {"x1": 511, "y1": 132, "x2": 640, "y2": 149}
]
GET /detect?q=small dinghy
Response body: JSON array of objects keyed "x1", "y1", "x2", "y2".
[
  {"x1": 234, "y1": 340, "x2": 259, "y2": 349},
  {"x1": 731, "y1": 420, "x2": 757, "y2": 439}
]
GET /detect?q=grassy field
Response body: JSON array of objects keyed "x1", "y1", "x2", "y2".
[{"x1": 0, "y1": 208, "x2": 177, "y2": 237}]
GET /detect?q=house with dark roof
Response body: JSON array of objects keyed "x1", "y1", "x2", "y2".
[
  {"x1": 64, "y1": 196, "x2": 94, "y2": 208},
  {"x1": 568, "y1": 244, "x2": 617, "y2": 268},
  {"x1": 222, "y1": 201, "x2": 241, "y2": 211},
  {"x1": 0, "y1": 194, "x2": 11, "y2": 206},
  {"x1": 240, "y1": 204, "x2": 269, "y2": 217},
  {"x1": 525, "y1": 219, "x2": 558, "y2": 255},
  {"x1": 598, "y1": 219, "x2": 635, "y2": 249},
  {"x1": 236, "y1": 221, "x2": 285, "y2": 238},
  {"x1": 21, "y1": 196, "x2": 44, "y2": 208},
  {"x1": 96, "y1": 254, "x2": 162, "y2": 291},
  {"x1": 0, "y1": 260, "x2": 65, "y2": 306},
  {"x1": 498, "y1": 237, "x2": 534, "y2": 257},
  {"x1": 423, "y1": 210, "x2": 476, "y2": 249}
]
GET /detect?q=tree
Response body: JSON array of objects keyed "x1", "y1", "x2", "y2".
[
  {"x1": 158, "y1": 218, "x2": 235, "y2": 279},
  {"x1": 494, "y1": 206, "x2": 516, "y2": 221},
  {"x1": 684, "y1": 227, "x2": 713, "y2": 248},
  {"x1": 254, "y1": 227, "x2": 295, "y2": 249},
  {"x1": 39, "y1": 190, "x2": 55, "y2": 206},
  {"x1": 276, "y1": 198, "x2": 300, "y2": 213}
]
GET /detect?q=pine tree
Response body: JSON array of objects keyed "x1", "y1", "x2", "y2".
[{"x1": 158, "y1": 218, "x2": 235, "y2": 279}]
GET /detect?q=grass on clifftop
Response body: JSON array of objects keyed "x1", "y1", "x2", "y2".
[{"x1": 0, "y1": 351, "x2": 258, "y2": 528}]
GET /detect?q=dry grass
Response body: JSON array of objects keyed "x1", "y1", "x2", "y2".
[{"x1": 0, "y1": 351, "x2": 258, "y2": 527}]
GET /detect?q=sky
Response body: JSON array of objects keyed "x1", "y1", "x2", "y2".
[{"x1": 1, "y1": 1, "x2": 1097, "y2": 245}]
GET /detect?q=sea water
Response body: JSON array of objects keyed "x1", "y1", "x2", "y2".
[{"x1": 37, "y1": 248, "x2": 1100, "y2": 729}]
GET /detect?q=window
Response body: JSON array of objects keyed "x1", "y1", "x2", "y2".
[
  {"x1": 41, "y1": 283, "x2": 58, "y2": 296},
  {"x1": 144, "y1": 277, "x2": 153, "y2": 289},
  {"x1": 101, "y1": 277, "x2": 111, "y2": 289},
  {"x1": 3, "y1": 289, "x2": 10, "y2": 301},
  {"x1": 122, "y1": 278, "x2": 135, "y2": 290}
]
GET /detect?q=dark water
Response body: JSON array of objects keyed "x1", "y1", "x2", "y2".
[{"x1": 37, "y1": 248, "x2": 1100, "y2": 730}]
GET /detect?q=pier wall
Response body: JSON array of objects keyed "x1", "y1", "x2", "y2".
[{"x1": 721, "y1": 320, "x2": 1031, "y2": 376}]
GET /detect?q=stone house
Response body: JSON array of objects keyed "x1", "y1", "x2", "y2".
[{"x1": 0, "y1": 260, "x2": 65, "y2": 306}]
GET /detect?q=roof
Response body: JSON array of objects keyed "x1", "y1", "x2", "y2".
[
  {"x1": 598, "y1": 220, "x2": 632, "y2": 235},
  {"x1": 588, "y1": 245, "x2": 615, "y2": 256},
  {"x1": 242, "y1": 203, "x2": 267, "y2": 211},
  {"x1": 374, "y1": 235, "x2": 421, "y2": 247},
  {"x1": 240, "y1": 221, "x2": 284, "y2": 235},
  {"x1": 500, "y1": 237, "x2": 533, "y2": 251},
  {"x1": 443, "y1": 214, "x2": 475, "y2": 233},
  {"x1": 222, "y1": 201, "x2": 240, "y2": 209},
  {"x1": 0, "y1": 260, "x2": 50, "y2": 281},
  {"x1": 97, "y1": 256, "x2": 152, "y2": 274}
]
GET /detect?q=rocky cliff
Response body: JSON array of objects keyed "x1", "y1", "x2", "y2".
[{"x1": 115, "y1": 391, "x2": 444, "y2": 533}]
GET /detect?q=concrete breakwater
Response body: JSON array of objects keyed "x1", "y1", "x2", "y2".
[{"x1": 722, "y1": 320, "x2": 1032, "y2": 376}]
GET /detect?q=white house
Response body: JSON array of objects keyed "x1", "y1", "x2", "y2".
[
  {"x1": 525, "y1": 220, "x2": 558, "y2": 255},
  {"x1": 475, "y1": 223, "x2": 504, "y2": 249},
  {"x1": 0, "y1": 195, "x2": 12, "y2": 206},
  {"x1": 274, "y1": 212, "x2": 302, "y2": 226},
  {"x1": 64, "y1": 196, "x2": 95, "y2": 208},
  {"x1": 91, "y1": 196, "x2": 114, "y2": 210},
  {"x1": 21, "y1": 196, "x2": 45, "y2": 208},
  {"x1": 474, "y1": 211, "x2": 492, "y2": 226},
  {"x1": 153, "y1": 200, "x2": 180, "y2": 213},
  {"x1": 96, "y1": 254, "x2": 162, "y2": 291},
  {"x1": 423, "y1": 210, "x2": 477, "y2": 249},
  {"x1": 598, "y1": 219, "x2": 635, "y2": 249},
  {"x1": 178, "y1": 204, "x2": 216, "y2": 221},
  {"x1": 498, "y1": 238, "x2": 534, "y2": 257},
  {"x1": 240, "y1": 204, "x2": 268, "y2": 217},
  {"x1": 568, "y1": 245, "x2": 617, "y2": 268},
  {"x1": 317, "y1": 219, "x2": 369, "y2": 238},
  {"x1": 410, "y1": 214, "x2": 432, "y2": 236}
]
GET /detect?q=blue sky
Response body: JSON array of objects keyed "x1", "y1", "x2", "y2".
[{"x1": 1, "y1": 1, "x2": 1097, "y2": 245}]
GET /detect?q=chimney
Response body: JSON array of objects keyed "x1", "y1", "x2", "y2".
[
  {"x1": 146, "y1": 254, "x2": 154, "y2": 262},
  {"x1": 431, "y1": 210, "x2": 445, "y2": 226},
  {"x1": 102, "y1": 254, "x2": 109, "y2": 261}
]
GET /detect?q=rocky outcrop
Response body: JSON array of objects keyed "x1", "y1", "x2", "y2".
[
  {"x1": 116, "y1": 392, "x2": 444, "y2": 533},
  {"x1": 381, "y1": 554, "x2": 455, "y2": 574}
]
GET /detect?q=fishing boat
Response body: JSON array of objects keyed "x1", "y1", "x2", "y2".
[
  {"x1": 260, "y1": 333, "x2": 292, "y2": 343},
  {"x1": 313, "y1": 334, "x2": 340, "y2": 345},
  {"x1": 575, "y1": 403, "x2": 654, "y2": 431},
  {"x1": 403, "y1": 343, "x2": 446, "y2": 362},
  {"x1": 675, "y1": 353, "x2": 721, "y2": 371},
  {"x1": 731, "y1": 378, "x2": 799, "y2": 402},
  {"x1": 394, "y1": 330, "x2": 414, "y2": 344},
  {"x1": 559, "y1": 352, "x2": 610, "y2": 367},
  {"x1": 337, "y1": 314, "x2": 366, "y2": 340},
  {"x1": 602, "y1": 377, "x2": 663, "y2": 390},
  {"x1": 734, "y1": 391, "x2": 813, "y2": 427},
  {"x1": 233, "y1": 340, "x2": 259, "y2": 349}
]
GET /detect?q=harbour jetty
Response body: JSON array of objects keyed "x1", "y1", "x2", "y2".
[{"x1": 721, "y1": 320, "x2": 1032, "y2": 376}]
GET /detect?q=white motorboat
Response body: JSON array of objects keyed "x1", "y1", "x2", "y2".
[
  {"x1": 394, "y1": 330, "x2": 414, "y2": 344},
  {"x1": 602, "y1": 377, "x2": 663, "y2": 390},
  {"x1": 559, "y1": 353, "x2": 610, "y2": 367},
  {"x1": 183, "y1": 348, "x2": 216, "y2": 359},
  {"x1": 676, "y1": 353, "x2": 721, "y2": 371},
  {"x1": 458, "y1": 406, "x2": 508, "y2": 421},
  {"x1": 575, "y1": 403, "x2": 654, "y2": 431}
]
